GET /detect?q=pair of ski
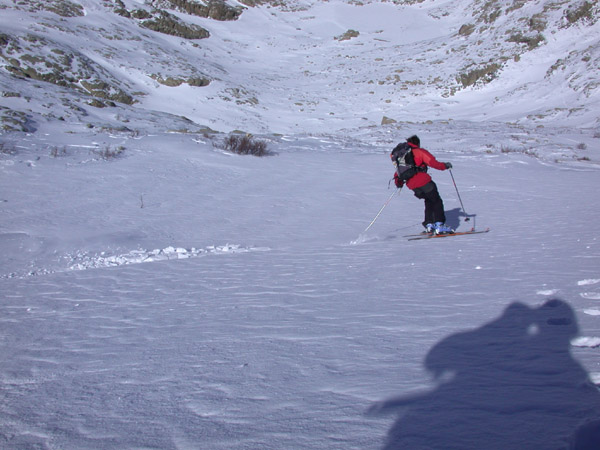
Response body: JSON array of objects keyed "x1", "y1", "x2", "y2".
[{"x1": 405, "y1": 227, "x2": 490, "y2": 241}]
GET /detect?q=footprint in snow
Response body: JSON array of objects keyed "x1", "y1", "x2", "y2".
[{"x1": 348, "y1": 234, "x2": 380, "y2": 245}]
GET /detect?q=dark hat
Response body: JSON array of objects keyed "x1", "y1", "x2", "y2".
[{"x1": 407, "y1": 135, "x2": 420, "y2": 146}]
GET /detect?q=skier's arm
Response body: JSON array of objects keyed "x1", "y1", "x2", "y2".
[{"x1": 418, "y1": 148, "x2": 450, "y2": 171}]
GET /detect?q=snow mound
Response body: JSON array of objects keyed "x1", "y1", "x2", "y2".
[
  {"x1": 572, "y1": 337, "x2": 600, "y2": 348},
  {"x1": 66, "y1": 244, "x2": 270, "y2": 271},
  {"x1": 578, "y1": 279, "x2": 600, "y2": 286},
  {"x1": 537, "y1": 289, "x2": 559, "y2": 296},
  {"x1": 1, "y1": 244, "x2": 270, "y2": 279}
]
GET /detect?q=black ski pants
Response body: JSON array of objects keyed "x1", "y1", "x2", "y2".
[{"x1": 413, "y1": 181, "x2": 446, "y2": 227}]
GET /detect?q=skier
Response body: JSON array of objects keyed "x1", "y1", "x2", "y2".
[{"x1": 392, "y1": 135, "x2": 454, "y2": 235}]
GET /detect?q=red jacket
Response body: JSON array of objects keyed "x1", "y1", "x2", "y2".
[{"x1": 395, "y1": 143, "x2": 448, "y2": 190}]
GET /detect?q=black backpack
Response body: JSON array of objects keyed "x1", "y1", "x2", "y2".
[{"x1": 390, "y1": 142, "x2": 426, "y2": 182}]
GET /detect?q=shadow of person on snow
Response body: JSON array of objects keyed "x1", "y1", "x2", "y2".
[{"x1": 368, "y1": 299, "x2": 600, "y2": 450}]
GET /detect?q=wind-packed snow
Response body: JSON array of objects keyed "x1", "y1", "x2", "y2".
[
  {"x1": 2, "y1": 125, "x2": 600, "y2": 449},
  {"x1": 1, "y1": 0, "x2": 600, "y2": 448}
]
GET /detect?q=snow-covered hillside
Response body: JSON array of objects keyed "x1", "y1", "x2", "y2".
[
  {"x1": 1, "y1": 0, "x2": 600, "y2": 449},
  {"x1": 1, "y1": 0, "x2": 599, "y2": 134}
]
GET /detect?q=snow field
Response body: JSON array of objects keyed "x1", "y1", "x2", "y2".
[
  {"x1": 1, "y1": 129, "x2": 600, "y2": 448},
  {"x1": 2, "y1": 0, "x2": 600, "y2": 446}
]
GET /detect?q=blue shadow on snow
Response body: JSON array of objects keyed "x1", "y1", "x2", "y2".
[
  {"x1": 368, "y1": 299, "x2": 600, "y2": 449},
  {"x1": 444, "y1": 207, "x2": 475, "y2": 231}
]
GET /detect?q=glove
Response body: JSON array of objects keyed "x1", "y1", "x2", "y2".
[
  {"x1": 394, "y1": 173, "x2": 403, "y2": 188},
  {"x1": 444, "y1": 162, "x2": 453, "y2": 169}
]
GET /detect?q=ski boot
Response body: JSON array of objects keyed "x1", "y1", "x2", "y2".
[
  {"x1": 434, "y1": 222, "x2": 454, "y2": 235},
  {"x1": 424, "y1": 223, "x2": 435, "y2": 234}
]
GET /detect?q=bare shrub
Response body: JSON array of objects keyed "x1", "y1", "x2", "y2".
[
  {"x1": 529, "y1": 14, "x2": 547, "y2": 32},
  {"x1": 500, "y1": 145, "x2": 539, "y2": 158},
  {"x1": 187, "y1": 77, "x2": 210, "y2": 87},
  {"x1": 131, "y1": 9, "x2": 151, "y2": 19},
  {"x1": 458, "y1": 24, "x2": 475, "y2": 36},
  {"x1": 508, "y1": 33, "x2": 545, "y2": 50},
  {"x1": 222, "y1": 135, "x2": 270, "y2": 157},
  {"x1": 92, "y1": 146, "x2": 125, "y2": 160},
  {"x1": 50, "y1": 146, "x2": 68, "y2": 157},
  {"x1": 335, "y1": 30, "x2": 359, "y2": 41},
  {"x1": 458, "y1": 63, "x2": 501, "y2": 88},
  {"x1": 162, "y1": 0, "x2": 242, "y2": 21},
  {"x1": 46, "y1": 0, "x2": 84, "y2": 17},
  {"x1": 565, "y1": 1, "x2": 595, "y2": 25},
  {"x1": 141, "y1": 10, "x2": 210, "y2": 39},
  {"x1": 0, "y1": 142, "x2": 17, "y2": 156}
]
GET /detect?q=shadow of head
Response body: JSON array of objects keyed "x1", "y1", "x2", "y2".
[{"x1": 424, "y1": 299, "x2": 579, "y2": 379}]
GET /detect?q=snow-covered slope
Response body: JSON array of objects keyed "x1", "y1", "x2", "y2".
[
  {"x1": 1, "y1": 0, "x2": 600, "y2": 449},
  {"x1": 1, "y1": 0, "x2": 599, "y2": 134},
  {"x1": 1, "y1": 126, "x2": 600, "y2": 448}
]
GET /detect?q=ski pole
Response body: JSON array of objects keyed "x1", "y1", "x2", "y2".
[
  {"x1": 362, "y1": 188, "x2": 401, "y2": 233},
  {"x1": 448, "y1": 169, "x2": 470, "y2": 222}
]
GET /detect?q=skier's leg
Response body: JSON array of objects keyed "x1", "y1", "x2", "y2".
[
  {"x1": 428, "y1": 184, "x2": 446, "y2": 224},
  {"x1": 432, "y1": 195, "x2": 446, "y2": 224},
  {"x1": 414, "y1": 182, "x2": 436, "y2": 229},
  {"x1": 423, "y1": 198, "x2": 435, "y2": 226}
]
